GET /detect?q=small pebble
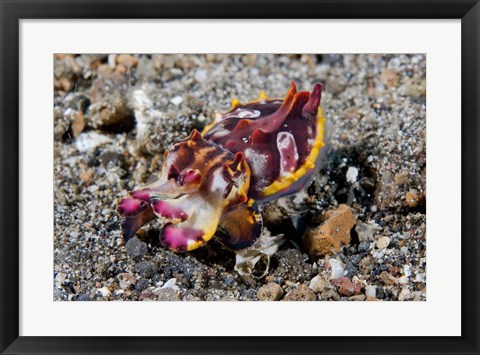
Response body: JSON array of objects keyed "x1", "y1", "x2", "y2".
[
  {"x1": 376, "y1": 287, "x2": 386, "y2": 299},
  {"x1": 54, "y1": 272, "x2": 66, "y2": 287},
  {"x1": 379, "y1": 271, "x2": 397, "y2": 286},
  {"x1": 406, "y1": 191, "x2": 422, "y2": 207},
  {"x1": 135, "y1": 261, "x2": 157, "y2": 279},
  {"x1": 376, "y1": 237, "x2": 391, "y2": 249},
  {"x1": 309, "y1": 275, "x2": 326, "y2": 293},
  {"x1": 355, "y1": 221, "x2": 381, "y2": 243},
  {"x1": 329, "y1": 258, "x2": 346, "y2": 279},
  {"x1": 358, "y1": 242, "x2": 370, "y2": 253},
  {"x1": 116, "y1": 54, "x2": 137, "y2": 67},
  {"x1": 257, "y1": 283, "x2": 284, "y2": 301},
  {"x1": 157, "y1": 288, "x2": 181, "y2": 301},
  {"x1": 365, "y1": 285, "x2": 377, "y2": 298},
  {"x1": 194, "y1": 69, "x2": 208, "y2": 82},
  {"x1": 346, "y1": 166, "x2": 358, "y2": 184},
  {"x1": 223, "y1": 276, "x2": 235, "y2": 287},
  {"x1": 117, "y1": 273, "x2": 136, "y2": 290},
  {"x1": 283, "y1": 284, "x2": 316, "y2": 301},
  {"x1": 96, "y1": 287, "x2": 111, "y2": 297},
  {"x1": 398, "y1": 286, "x2": 412, "y2": 301},
  {"x1": 170, "y1": 96, "x2": 183, "y2": 106},
  {"x1": 348, "y1": 294, "x2": 366, "y2": 301},
  {"x1": 126, "y1": 237, "x2": 148, "y2": 258},
  {"x1": 76, "y1": 294, "x2": 90, "y2": 301},
  {"x1": 135, "y1": 279, "x2": 150, "y2": 292},
  {"x1": 331, "y1": 277, "x2": 362, "y2": 296}
]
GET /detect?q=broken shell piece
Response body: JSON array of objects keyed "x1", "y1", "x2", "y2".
[{"x1": 234, "y1": 231, "x2": 285, "y2": 278}]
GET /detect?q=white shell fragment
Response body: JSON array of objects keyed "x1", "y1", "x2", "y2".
[{"x1": 234, "y1": 231, "x2": 285, "y2": 278}]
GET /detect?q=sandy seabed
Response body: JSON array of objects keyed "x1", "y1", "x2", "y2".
[{"x1": 54, "y1": 54, "x2": 426, "y2": 301}]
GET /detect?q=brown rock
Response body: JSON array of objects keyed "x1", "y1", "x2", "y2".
[
  {"x1": 379, "y1": 271, "x2": 397, "y2": 286},
  {"x1": 303, "y1": 204, "x2": 357, "y2": 258},
  {"x1": 79, "y1": 169, "x2": 94, "y2": 184},
  {"x1": 405, "y1": 191, "x2": 423, "y2": 208},
  {"x1": 257, "y1": 282, "x2": 284, "y2": 301},
  {"x1": 96, "y1": 64, "x2": 113, "y2": 77},
  {"x1": 116, "y1": 54, "x2": 138, "y2": 68},
  {"x1": 71, "y1": 111, "x2": 85, "y2": 137},
  {"x1": 58, "y1": 76, "x2": 72, "y2": 92},
  {"x1": 380, "y1": 68, "x2": 399, "y2": 88},
  {"x1": 115, "y1": 64, "x2": 127, "y2": 75},
  {"x1": 331, "y1": 277, "x2": 362, "y2": 296},
  {"x1": 394, "y1": 171, "x2": 409, "y2": 185},
  {"x1": 283, "y1": 284, "x2": 316, "y2": 301}
]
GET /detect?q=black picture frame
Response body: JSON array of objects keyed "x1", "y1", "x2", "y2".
[{"x1": 1, "y1": 1, "x2": 479, "y2": 354}]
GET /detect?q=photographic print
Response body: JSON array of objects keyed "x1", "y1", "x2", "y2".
[{"x1": 53, "y1": 54, "x2": 426, "y2": 301}]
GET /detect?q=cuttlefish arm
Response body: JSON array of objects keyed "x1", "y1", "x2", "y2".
[
  {"x1": 217, "y1": 199, "x2": 262, "y2": 250},
  {"x1": 117, "y1": 167, "x2": 202, "y2": 241}
]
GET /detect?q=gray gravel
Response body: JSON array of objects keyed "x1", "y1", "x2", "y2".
[{"x1": 54, "y1": 54, "x2": 426, "y2": 301}]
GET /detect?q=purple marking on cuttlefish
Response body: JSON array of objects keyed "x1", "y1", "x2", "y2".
[
  {"x1": 118, "y1": 198, "x2": 147, "y2": 217},
  {"x1": 277, "y1": 131, "x2": 299, "y2": 176},
  {"x1": 178, "y1": 169, "x2": 201, "y2": 187},
  {"x1": 152, "y1": 200, "x2": 188, "y2": 221},
  {"x1": 160, "y1": 224, "x2": 204, "y2": 251},
  {"x1": 130, "y1": 190, "x2": 151, "y2": 203}
]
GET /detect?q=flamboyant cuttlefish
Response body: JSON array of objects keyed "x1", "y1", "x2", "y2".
[{"x1": 118, "y1": 82, "x2": 325, "y2": 252}]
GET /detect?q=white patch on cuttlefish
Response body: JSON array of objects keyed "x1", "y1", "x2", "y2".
[
  {"x1": 244, "y1": 148, "x2": 269, "y2": 188},
  {"x1": 277, "y1": 131, "x2": 299, "y2": 177},
  {"x1": 223, "y1": 108, "x2": 261, "y2": 120}
]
